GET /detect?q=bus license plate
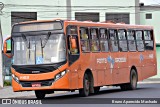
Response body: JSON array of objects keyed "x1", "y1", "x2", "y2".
[{"x1": 32, "y1": 83, "x2": 41, "y2": 87}]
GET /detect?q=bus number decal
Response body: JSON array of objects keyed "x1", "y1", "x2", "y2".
[{"x1": 20, "y1": 76, "x2": 29, "y2": 80}]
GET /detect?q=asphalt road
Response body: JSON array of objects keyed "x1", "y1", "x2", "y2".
[
  {"x1": 22, "y1": 83, "x2": 160, "y2": 104},
  {"x1": 1, "y1": 83, "x2": 160, "y2": 107},
  {"x1": 40, "y1": 83, "x2": 160, "y2": 99}
]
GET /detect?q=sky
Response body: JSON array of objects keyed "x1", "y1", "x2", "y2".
[{"x1": 140, "y1": 0, "x2": 160, "y2": 5}]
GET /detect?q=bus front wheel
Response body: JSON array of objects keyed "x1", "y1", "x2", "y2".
[
  {"x1": 35, "y1": 90, "x2": 46, "y2": 99},
  {"x1": 79, "y1": 73, "x2": 90, "y2": 97}
]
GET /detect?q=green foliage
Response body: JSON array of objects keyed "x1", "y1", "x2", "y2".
[{"x1": 4, "y1": 81, "x2": 11, "y2": 86}]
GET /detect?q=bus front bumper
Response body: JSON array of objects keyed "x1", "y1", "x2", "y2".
[{"x1": 12, "y1": 72, "x2": 70, "y2": 92}]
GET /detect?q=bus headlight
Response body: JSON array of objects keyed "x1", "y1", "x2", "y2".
[
  {"x1": 55, "y1": 70, "x2": 67, "y2": 81},
  {"x1": 12, "y1": 74, "x2": 19, "y2": 83}
]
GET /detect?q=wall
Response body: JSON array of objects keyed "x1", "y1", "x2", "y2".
[
  {"x1": 140, "y1": 7, "x2": 160, "y2": 78},
  {"x1": 0, "y1": 0, "x2": 67, "y2": 40},
  {"x1": 71, "y1": 0, "x2": 140, "y2": 24},
  {"x1": 140, "y1": 9, "x2": 160, "y2": 44},
  {"x1": 0, "y1": 0, "x2": 140, "y2": 40},
  {"x1": 155, "y1": 46, "x2": 160, "y2": 78}
]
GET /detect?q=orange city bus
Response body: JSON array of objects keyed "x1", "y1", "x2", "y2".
[{"x1": 3, "y1": 19, "x2": 157, "y2": 99}]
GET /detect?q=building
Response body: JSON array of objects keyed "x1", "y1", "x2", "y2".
[
  {"x1": 0, "y1": 0, "x2": 159, "y2": 78},
  {"x1": 140, "y1": 5, "x2": 160, "y2": 78}
]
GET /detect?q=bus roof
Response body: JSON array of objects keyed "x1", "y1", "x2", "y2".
[
  {"x1": 14, "y1": 19, "x2": 153, "y2": 30},
  {"x1": 64, "y1": 20, "x2": 153, "y2": 30}
]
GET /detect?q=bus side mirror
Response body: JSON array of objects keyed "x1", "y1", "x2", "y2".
[
  {"x1": 70, "y1": 38, "x2": 77, "y2": 49},
  {"x1": 3, "y1": 37, "x2": 12, "y2": 58}
]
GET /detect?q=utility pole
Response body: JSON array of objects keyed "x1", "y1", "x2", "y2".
[
  {"x1": 66, "y1": 0, "x2": 72, "y2": 20},
  {"x1": 0, "y1": 2, "x2": 4, "y2": 88}
]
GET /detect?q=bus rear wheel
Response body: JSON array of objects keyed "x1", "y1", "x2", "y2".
[
  {"x1": 35, "y1": 90, "x2": 46, "y2": 99},
  {"x1": 120, "y1": 69, "x2": 137, "y2": 91},
  {"x1": 128, "y1": 69, "x2": 138, "y2": 90},
  {"x1": 79, "y1": 73, "x2": 90, "y2": 97}
]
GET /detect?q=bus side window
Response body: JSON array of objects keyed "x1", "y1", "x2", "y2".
[
  {"x1": 90, "y1": 28, "x2": 98, "y2": 39},
  {"x1": 100, "y1": 29, "x2": 109, "y2": 52},
  {"x1": 80, "y1": 27, "x2": 90, "y2": 52},
  {"x1": 69, "y1": 35, "x2": 79, "y2": 54},
  {"x1": 144, "y1": 30, "x2": 154, "y2": 50},
  {"x1": 136, "y1": 30, "x2": 144, "y2": 51},
  {"x1": 90, "y1": 28, "x2": 100, "y2": 52},
  {"x1": 80, "y1": 28, "x2": 89, "y2": 39},
  {"x1": 118, "y1": 29, "x2": 128, "y2": 52},
  {"x1": 127, "y1": 30, "x2": 136, "y2": 51},
  {"x1": 109, "y1": 29, "x2": 118, "y2": 52},
  {"x1": 67, "y1": 26, "x2": 79, "y2": 55}
]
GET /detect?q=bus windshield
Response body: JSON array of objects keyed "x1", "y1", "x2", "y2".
[{"x1": 12, "y1": 33, "x2": 66, "y2": 65}]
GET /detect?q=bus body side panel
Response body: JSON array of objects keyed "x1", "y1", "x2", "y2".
[
  {"x1": 128, "y1": 52, "x2": 143, "y2": 81},
  {"x1": 77, "y1": 53, "x2": 94, "y2": 89},
  {"x1": 117, "y1": 52, "x2": 130, "y2": 84},
  {"x1": 109, "y1": 52, "x2": 121, "y2": 84},
  {"x1": 95, "y1": 53, "x2": 113, "y2": 86},
  {"x1": 141, "y1": 50, "x2": 157, "y2": 80},
  {"x1": 67, "y1": 61, "x2": 81, "y2": 90},
  {"x1": 94, "y1": 53, "x2": 107, "y2": 86}
]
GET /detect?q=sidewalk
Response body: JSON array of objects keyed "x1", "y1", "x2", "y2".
[
  {"x1": 0, "y1": 78, "x2": 160, "y2": 98},
  {"x1": 0, "y1": 86, "x2": 34, "y2": 98}
]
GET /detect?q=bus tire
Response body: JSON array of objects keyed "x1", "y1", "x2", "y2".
[
  {"x1": 124, "y1": 69, "x2": 138, "y2": 90},
  {"x1": 79, "y1": 73, "x2": 90, "y2": 97},
  {"x1": 128, "y1": 69, "x2": 138, "y2": 90},
  {"x1": 120, "y1": 69, "x2": 137, "y2": 91},
  {"x1": 94, "y1": 87, "x2": 100, "y2": 94},
  {"x1": 35, "y1": 90, "x2": 46, "y2": 99}
]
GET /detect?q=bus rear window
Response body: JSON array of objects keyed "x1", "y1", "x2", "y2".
[
  {"x1": 12, "y1": 22, "x2": 63, "y2": 32},
  {"x1": 144, "y1": 30, "x2": 154, "y2": 50}
]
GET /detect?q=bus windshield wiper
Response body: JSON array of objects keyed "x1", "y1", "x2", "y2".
[
  {"x1": 40, "y1": 32, "x2": 51, "y2": 58},
  {"x1": 41, "y1": 32, "x2": 51, "y2": 48},
  {"x1": 22, "y1": 34, "x2": 31, "y2": 58},
  {"x1": 22, "y1": 34, "x2": 30, "y2": 49},
  {"x1": 40, "y1": 38, "x2": 43, "y2": 58}
]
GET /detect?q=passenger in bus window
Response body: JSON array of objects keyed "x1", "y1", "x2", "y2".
[
  {"x1": 81, "y1": 29, "x2": 88, "y2": 39},
  {"x1": 100, "y1": 29, "x2": 106, "y2": 39},
  {"x1": 100, "y1": 40, "x2": 108, "y2": 52},
  {"x1": 91, "y1": 40, "x2": 99, "y2": 51},
  {"x1": 91, "y1": 29, "x2": 97, "y2": 39},
  {"x1": 81, "y1": 40, "x2": 89, "y2": 52},
  {"x1": 136, "y1": 31, "x2": 142, "y2": 40},
  {"x1": 128, "y1": 31, "x2": 135, "y2": 40}
]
